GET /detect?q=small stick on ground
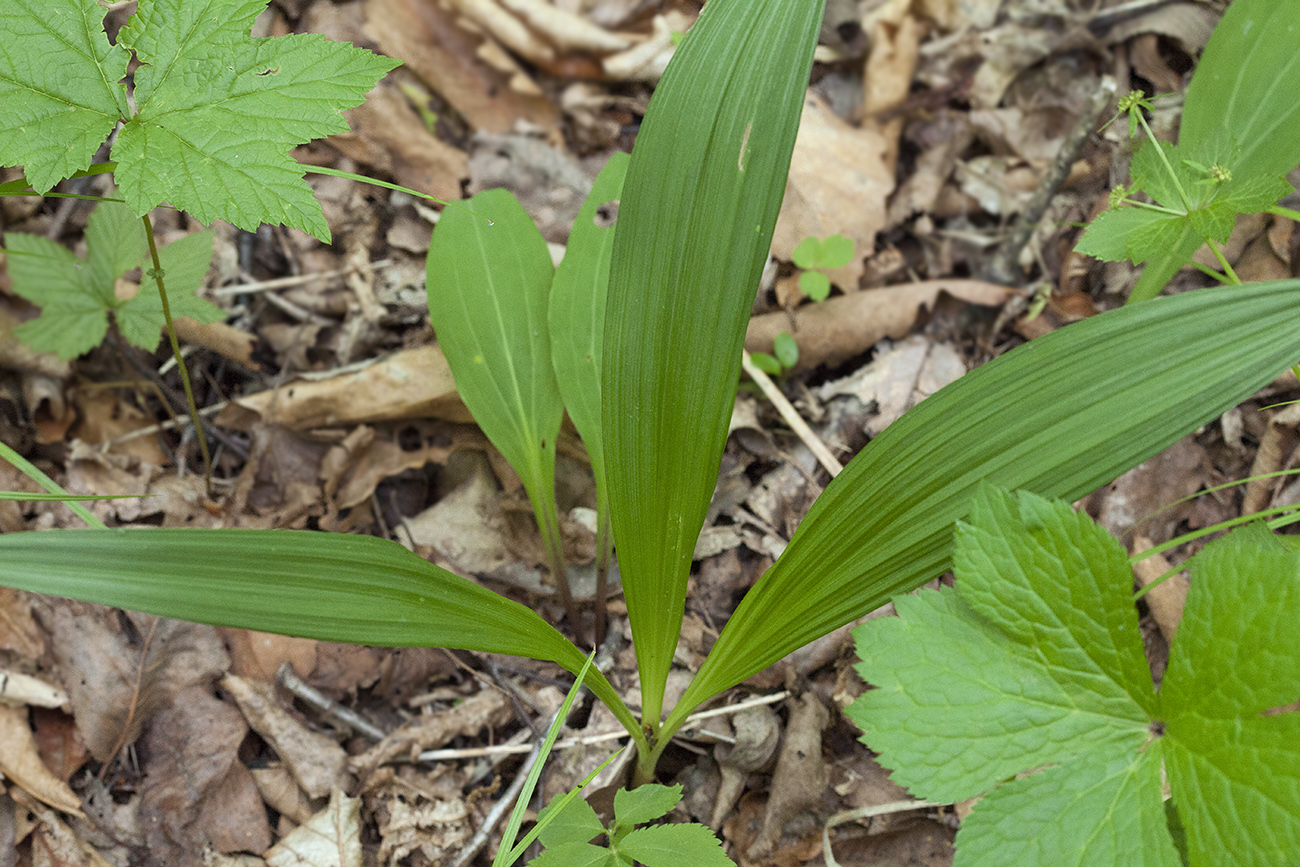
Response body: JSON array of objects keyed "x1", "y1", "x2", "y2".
[{"x1": 742, "y1": 350, "x2": 843, "y2": 477}]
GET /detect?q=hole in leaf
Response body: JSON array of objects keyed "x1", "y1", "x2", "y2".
[{"x1": 594, "y1": 200, "x2": 620, "y2": 228}]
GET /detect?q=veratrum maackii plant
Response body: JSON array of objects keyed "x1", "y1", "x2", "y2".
[{"x1": 2, "y1": 0, "x2": 1300, "y2": 791}]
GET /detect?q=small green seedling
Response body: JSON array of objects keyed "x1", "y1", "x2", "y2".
[
  {"x1": 5, "y1": 198, "x2": 219, "y2": 359},
  {"x1": 748, "y1": 330, "x2": 799, "y2": 376},
  {"x1": 528, "y1": 783, "x2": 731, "y2": 867},
  {"x1": 1076, "y1": 0, "x2": 1300, "y2": 302},
  {"x1": 791, "y1": 233, "x2": 854, "y2": 301},
  {"x1": 848, "y1": 486, "x2": 1300, "y2": 867}
]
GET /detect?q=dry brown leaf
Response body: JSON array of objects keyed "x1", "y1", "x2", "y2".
[
  {"x1": 862, "y1": 11, "x2": 924, "y2": 173},
  {"x1": 601, "y1": 12, "x2": 678, "y2": 81},
  {"x1": 376, "y1": 796, "x2": 472, "y2": 866},
  {"x1": 332, "y1": 79, "x2": 468, "y2": 204},
  {"x1": 1097, "y1": 436, "x2": 1205, "y2": 543},
  {"x1": 771, "y1": 93, "x2": 893, "y2": 293},
  {"x1": 818, "y1": 337, "x2": 967, "y2": 437},
  {"x1": 711, "y1": 703, "x2": 780, "y2": 830},
  {"x1": 221, "y1": 629, "x2": 320, "y2": 685},
  {"x1": 0, "y1": 306, "x2": 72, "y2": 380},
  {"x1": 0, "y1": 588, "x2": 44, "y2": 659},
  {"x1": 264, "y1": 790, "x2": 362, "y2": 867},
  {"x1": 12, "y1": 790, "x2": 114, "y2": 867},
  {"x1": 0, "y1": 672, "x2": 66, "y2": 709},
  {"x1": 251, "y1": 765, "x2": 319, "y2": 825},
  {"x1": 1243, "y1": 403, "x2": 1300, "y2": 515},
  {"x1": 750, "y1": 693, "x2": 830, "y2": 860},
  {"x1": 365, "y1": 0, "x2": 561, "y2": 138},
  {"x1": 218, "y1": 346, "x2": 467, "y2": 431},
  {"x1": 0, "y1": 706, "x2": 82, "y2": 815},
  {"x1": 38, "y1": 602, "x2": 229, "y2": 764},
  {"x1": 221, "y1": 675, "x2": 350, "y2": 800},
  {"x1": 350, "y1": 688, "x2": 512, "y2": 781},
  {"x1": 173, "y1": 317, "x2": 257, "y2": 371},
  {"x1": 745, "y1": 279, "x2": 1011, "y2": 371},
  {"x1": 1131, "y1": 537, "x2": 1189, "y2": 644},
  {"x1": 30, "y1": 708, "x2": 85, "y2": 785},
  {"x1": 138, "y1": 685, "x2": 267, "y2": 863}
]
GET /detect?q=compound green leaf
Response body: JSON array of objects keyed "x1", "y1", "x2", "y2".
[
  {"x1": 602, "y1": 0, "x2": 822, "y2": 725},
  {"x1": 617, "y1": 823, "x2": 733, "y2": 867},
  {"x1": 0, "y1": 0, "x2": 130, "y2": 193},
  {"x1": 1180, "y1": 0, "x2": 1300, "y2": 188},
  {"x1": 819, "y1": 234, "x2": 854, "y2": 269},
  {"x1": 846, "y1": 489, "x2": 1153, "y2": 802},
  {"x1": 117, "y1": 228, "x2": 222, "y2": 350},
  {"x1": 1161, "y1": 524, "x2": 1300, "y2": 867},
  {"x1": 526, "y1": 842, "x2": 614, "y2": 867},
  {"x1": 791, "y1": 236, "x2": 820, "y2": 269},
  {"x1": 1075, "y1": 206, "x2": 1183, "y2": 263},
  {"x1": 953, "y1": 750, "x2": 1178, "y2": 867},
  {"x1": 0, "y1": 527, "x2": 637, "y2": 735},
  {"x1": 549, "y1": 153, "x2": 629, "y2": 532},
  {"x1": 111, "y1": 0, "x2": 399, "y2": 241},
  {"x1": 612, "y1": 784, "x2": 681, "y2": 831},
  {"x1": 537, "y1": 795, "x2": 605, "y2": 849},
  {"x1": 672, "y1": 279, "x2": 1300, "y2": 728}
]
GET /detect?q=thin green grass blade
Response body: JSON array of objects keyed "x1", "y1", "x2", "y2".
[
  {"x1": 603, "y1": 0, "x2": 822, "y2": 727},
  {"x1": 426, "y1": 188, "x2": 575, "y2": 629},
  {"x1": 1, "y1": 440, "x2": 105, "y2": 529},
  {"x1": 1179, "y1": 0, "x2": 1300, "y2": 185},
  {"x1": 0, "y1": 526, "x2": 643, "y2": 746},
  {"x1": 669, "y1": 279, "x2": 1300, "y2": 732}
]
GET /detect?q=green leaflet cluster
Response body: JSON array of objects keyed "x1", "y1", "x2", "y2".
[
  {"x1": 1074, "y1": 0, "x2": 1300, "y2": 301},
  {"x1": 529, "y1": 783, "x2": 732, "y2": 867},
  {"x1": 4, "y1": 199, "x2": 220, "y2": 359},
  {"x1": 0, "y1": 0, "x2": 399, "y2": 242},
  {"x1": 848, "y1": 486, "x2": 1300, "y2": 867}
]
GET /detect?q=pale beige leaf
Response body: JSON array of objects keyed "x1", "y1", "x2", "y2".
[
  {"x1": 265, "y1": 790, "x2": 362, "y2": 867},
  {"x1": 0, "y1": 706, "x2": 82, "y2": 815}
]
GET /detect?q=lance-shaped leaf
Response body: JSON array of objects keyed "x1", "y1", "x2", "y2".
[
  {"x1": 0, "y1": 528, "x2": 642, "y2": 743},
  {"x1": 602, "y1": 0, "x2": 822, "y2": 726},
  {"x1": 549, "y1": 153, "x2": 629, "y2": 638},
  {"x1": 426, "y1": 189, "x2": 575, "y2": 627},
  {"x1": 668, "y1": 278, "x2": 1300, "y2": 732}
]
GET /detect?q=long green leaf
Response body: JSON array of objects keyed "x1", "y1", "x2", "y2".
[
  {"x1": 667, "y1": 279, "x2": 1300, "y2": 735},
  {"x1": 1179, "y1": 0, "x2": 1300, "y2": 186},
  {"x1": 0, "y1": 526, "x2": 645, "y2": 747},
  {"x1": 603, "y1": 0, "x2": 822, "y2": 728},
  {"x1": 426, "y1": 189, "x2": 575, "y2": 628},
  {"x1": 550, "y1": 153, "x2": 629, "y2": 641}
]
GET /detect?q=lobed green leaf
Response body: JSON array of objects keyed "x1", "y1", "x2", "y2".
[{"x1": 602, "y1": 0, "x2": 822, "y2": 725}]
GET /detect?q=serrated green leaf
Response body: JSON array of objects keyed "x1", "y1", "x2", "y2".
[
  {"x1": 5, "y1": 201, "x2": 220, "y2": 357},
  {"x1": 0, "y1": 0, "x2": 130, "y2": 193},
  {"x1": 1127, "y1": 218, "x2": 1204, "y2": 304},
  {"x1": 846, "y1": 489, "x2": 1152, "y2": 801},
  {"x1": 538, "y1": 795, "x2": 605, "y2": 849},
  {"x1": 118, "y1": 229, "x2": 222, "y2": 350},
  {"x1": 1180, "y1": 0, "x2": 1300, "y2": 188},
  {"x1": 671, "y1": 279, "x2": 1300, "y2": 731},
  {"x1": 617, "y1": 823, "x2": 734, "y2": 867},
  {"x1": 526, "y1": 841, "x2": 614, "y2": 867},
  {"x1": 613, "y1": 784, "x2": 681, "y2": 831},
  {"x1": 773, "y1": 331, "x2": 798, "y2": 369},
  {"x1": 602, "y1": 0, "x2": 822, "y2": 725},
  {"x1": 1160, "y1": 524, "x2": 1300, "y2": 867},
  {"x1": 791, "y1": 235, "x2": 821, "y2": 269},
  {"x1": 1075, "y1": 206, "x2": 1179, "y2": 263},
  {"x1": 953, "y1": 750, "x2": 1179, "y2": 867},
  {"x1": 819, "y1": 234, "x2": 854, "y2": 269},
  {"x1": 0, "y1": 527, "x2": 637, "y2": 735},
  {"x1": 799, "y1": 269, "x2": 831, "y2": 301}
]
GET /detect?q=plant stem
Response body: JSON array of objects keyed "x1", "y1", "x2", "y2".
[
  {"x1": 1134, "y1": 113, "x2": 1193, "y2": 212},
  {"x1": 594, "y1": 481, "x2": 612, "y2": 647},
  {"x1": 531, "y1": 473, "x2": 585, "y2": 647},
  {"x1": 1205, "y1": 238, "x2": 1241, "y2": 285},
  {"x1": 141, "y1": 214, "x2": 212, "y2": 491}
]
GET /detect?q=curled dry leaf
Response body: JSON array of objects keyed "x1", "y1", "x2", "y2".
[
  {"x1": 265, "y1": 790, "x2": 362, "y2": 867},
  {"x1": 218, "y1": 346, "x2": 467, "y2": 431},
  {"x1": 10, "y1": 789, "x2": 112, "y2": 866},
  {"x1": 0, "y1": 587, "x2": 45, "y2": 659},
  {"x1": 746, "y1": 280, "x2": 1012, "y2": 372},
  {"x1": 349, "y1": 688, "x2": 512, "y2": 781},
  {"x1": 221, "y1": 675, "x2": 350, "y2": 801},
  {"x1": 0, "y1": 705, "x2": 82, "y2": 815},
  {"x1": 711, "y1": 702, "x2": 781, "y2": 830},
  {"x1": 817, "y1": 337, "x2": 968, "y2": 437},
  {"x1": 1131, "y1": 536, "x2": 1189, "y2": 645},
  {"x1": 251, "y1": 765, "x2": 320, "y2": 826},
  {"x1": 0, "y1": 671, "x2": 67, "y2": 708},
  {"x1": 750, "y1": 693, "x2": 831, "y2": 860}
]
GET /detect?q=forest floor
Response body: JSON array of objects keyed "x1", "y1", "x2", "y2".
[{"x1": 1, "y1": 0, "x2": 1296, "y2": 865}]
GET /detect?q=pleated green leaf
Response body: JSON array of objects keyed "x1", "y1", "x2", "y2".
[
  {"x1": 602, "y1": 0, "x2": 822, "y2": 726},
  {"x1": 0, "y1": 527, "x2": 639, "y2": 738},
  {"x1": 549, "y1": 152, "x2": 629, "y2": 533},
  {"x1": 668, "y1": 279, "x2": 1300, "y2": 730}
]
